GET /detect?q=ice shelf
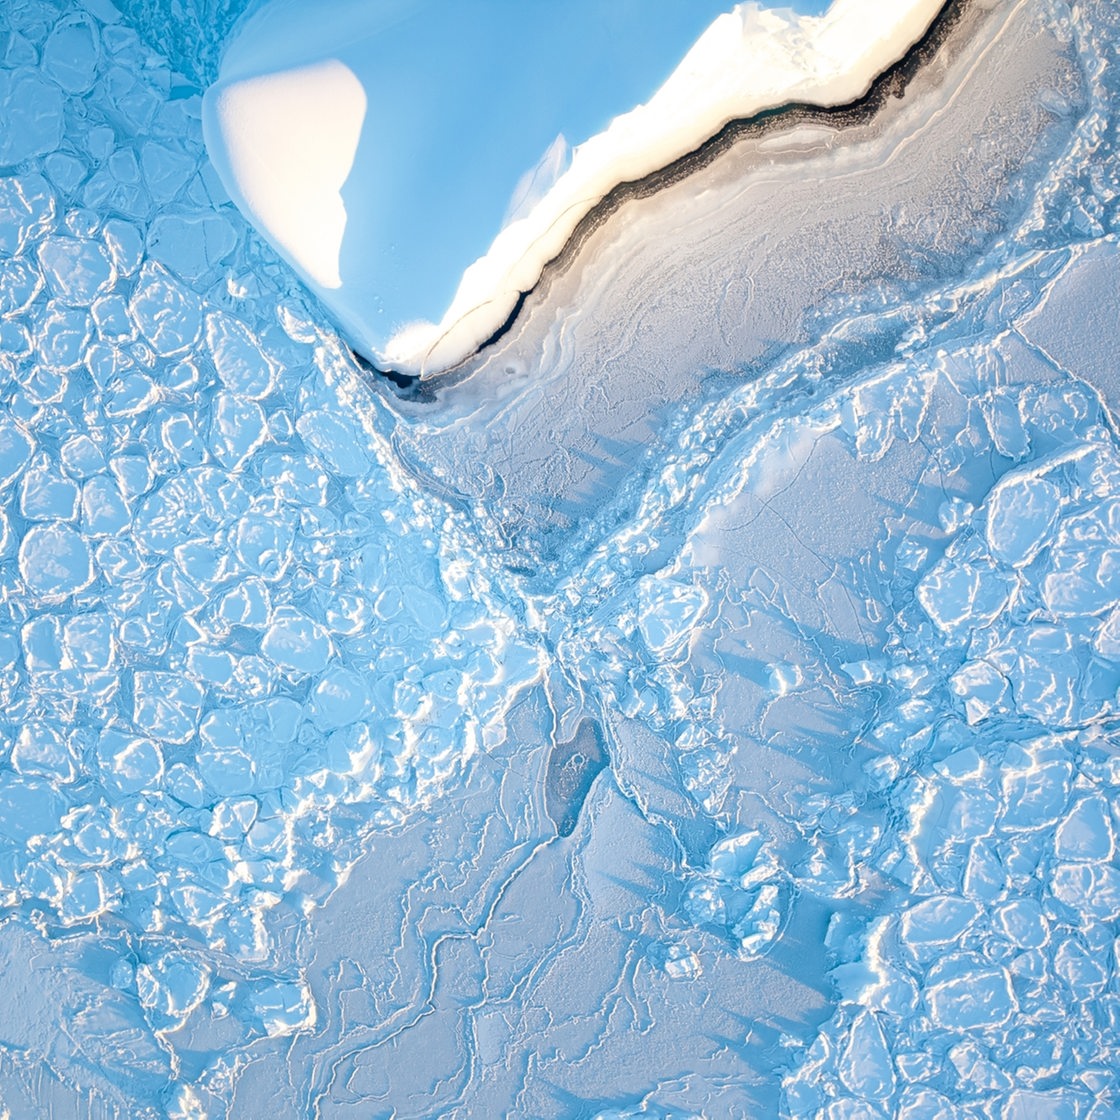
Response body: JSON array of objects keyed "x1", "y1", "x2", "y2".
[{"x1": 203, "y1": 0, "x2": 945, "y2": 374}]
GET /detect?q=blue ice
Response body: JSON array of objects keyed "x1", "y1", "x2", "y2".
[
  {"x1": 204, "y1": 0, "x2": 936, "y2": 372},
  {"x1": 204, "y1": 0, "x2": 732, "y2": 365}
]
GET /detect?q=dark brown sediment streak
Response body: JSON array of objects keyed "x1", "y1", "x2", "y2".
[{"x1": 534, "y1": 0, "x2": 966, "y2": 285}]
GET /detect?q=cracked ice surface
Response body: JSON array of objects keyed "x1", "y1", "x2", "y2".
[{"x1": 2, "y1": 0, "x2": 1120, "y2": 1117}]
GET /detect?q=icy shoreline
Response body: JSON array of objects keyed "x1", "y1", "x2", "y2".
[{"x1": 203, "y1": 0, "x2": 947, "y2": 376}]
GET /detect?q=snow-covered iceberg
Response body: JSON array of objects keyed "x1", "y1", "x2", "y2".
[{"x1": 203, "y1": 0, "x2": 945, "y2": 375}]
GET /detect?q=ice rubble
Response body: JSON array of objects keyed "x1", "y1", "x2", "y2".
[
  {"x1": 0, "y1": 1, "x2": 540, "y2": 1108},
  {"x1": 203, "y1": 0, "x2": 944, "y2": 374}
]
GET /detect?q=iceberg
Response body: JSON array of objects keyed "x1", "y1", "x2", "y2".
[{"x1": 203, "y1": 0, "x2": 945, "y2": 374}]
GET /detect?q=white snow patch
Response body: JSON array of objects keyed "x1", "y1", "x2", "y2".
[{"x1": 204, "y1": 59, "x2": 365, "y2": 290}]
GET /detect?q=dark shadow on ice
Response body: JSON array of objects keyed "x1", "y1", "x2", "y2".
[{"x1": 545, "y1": 717, "x2": 608, "y2": 838}]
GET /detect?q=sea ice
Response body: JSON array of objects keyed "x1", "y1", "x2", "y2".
[
  {"x1": 18, "y1": 521, "x2": 93, "y2": 599},
  {"x1": 1, "y1": 0, "x2": 1119, "y2": 1115}
]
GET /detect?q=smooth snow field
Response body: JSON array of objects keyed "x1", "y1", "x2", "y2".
[{"x1": 1, "y1": 0, "x2": 1120, "y2": 1117}]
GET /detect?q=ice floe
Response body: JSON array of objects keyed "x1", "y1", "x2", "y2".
[{"x1": 1, "y1": 0, "x2": 1119, "y2": 1114}]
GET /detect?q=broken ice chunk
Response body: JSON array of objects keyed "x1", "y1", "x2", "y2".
[
  {"x1": 984, "y1": 472, "x2": 1062, "y2": 568},
  {"x1": 95, "y1": 729, "x2": 165, "y2": 795},
  {"x1": 925, "y1": 957, "x2": 1014, "y2": 1031},
  {"x1": 656, "y1": 942, "x2": 702, "y2": 981},
  {"x1": 999, "y1": 740, "x2": 1073, "y2": 831},
  {"x1": 1054, "y1": 794, "x2": 1115, "y2": 863},
  {"x1": 20, "y1": 460, "x2": 80, "y2": 521},
  {"x1": 247, "y1": 978, "x2": 315, "y2": 1037},
  {"x1": 1051, "y1": 863, "x2": 1120, "y2": 922},
  {"x1": 767, "y1": 661, "x2": 804, "y2": 695},
  {"x1": 1094, "y1": 607, "x2": 1120, "y2": 659},
  {"x1": 207, "y1": 312, "x2": 278, "y2": 399},
  {"x1": 837, "y1": 1010, "x2": 895, "y2": 1102},
  {"x1": 1002, "y1": 1090, "x2": 1089, "y2": 1120},
  {"x1": 685, "y1": 880, "x2": 726, "y2": 927},
  {"x1": 688, "y1": 830, "x2": 787, "y2": 960},
  {"x1": 133, "y1": 672, "x2": 204, "y2": 745},
  {"x1": 202, "y1": 0, "x2": 944, "y2": 373},
  {"x1": 961, "y1": 840, "x2": 1006, "y2": 903},
  {"x1": 12, "y1": 722, "x2": 77, "y2": 783},
  {"x1": 59, "y1": 869, "x2": 118, "y2": 926},
  {"x1": 18, "y1": 522, "x2": 93, "y2": 600},
  {"x1": 899, "y1": 896, "x2": 980, "y2": 963},
  {"x1": 636, "y1": 575, "x2": 708, "y2": 658},
  {"x1": 42, "y1": 14, "x2": 101, "y2": 95},
  {"x1": 0, "y1": 71, "x2": 65, "y2": 164},
  {"x1": 81, "y1": 475, "x2": 131, "y2": 537},
  {"x1": 917, "y1": 560, "x2": 1014, "y2": 640},
  {"x1": 128, "y1": 262, "x2": 201, "y2": 356},
  {"x1": 993, "y1": 898, "x2": 1049, "y2": 950},
  {"x1": 0, "y1": 175, "x2": 56, "y2": 256},
  {"x1": 309, "y1": 666, "x2": 370, "y2": 731},
  {"x1": 990, "y1": 626, "x2": 1085, "y2": 726},
  {"x1": 136, "y1": 952, "x2": 211, "y2": 1030},
  {"x1": 948, "y1": 1040, "x2": 1014, "y2": 1093},
  {"x1": 734, "y1": 883, "x2": 783, "y2": 959},
  {"x1": 1041, "y1": 543, "x2": 1120, "y2": 618},
  {"x1": 261, "y1": 609, "x2": 331, "y2": 675},
  {"x1": 937, "y1": 496, "x2": 974, "y2": 534},
  {"x1": 708, "y1": 830, "x2": 778, "y2": 888},
  {"x1": 36, "y1": 235, "x2": 114, "y2": 306},
  {"x1": 0, "y1": 417, "x2": 34, "y2": 489},
  {"x1": 840, "y1": 659, "x2": 886, "y2": 685},
  {"x1": 1053, "y1": 937, "x2": 1108, "y2": 998}
]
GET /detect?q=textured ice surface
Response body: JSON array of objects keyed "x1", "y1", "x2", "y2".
[{"x1": 1, "y1": 0, "x2": 1120, "y2": 1116}]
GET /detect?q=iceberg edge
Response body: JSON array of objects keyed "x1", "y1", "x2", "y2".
[{"x1": 204, "y1": 0, "x2": 949, "y2": 377}]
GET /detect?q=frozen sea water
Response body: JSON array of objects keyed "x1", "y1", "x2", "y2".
[
  {"x1": 208, "y1": 0, "x2": 735, "y2": 321},
  {"x1": 0, "y1": 0, "x2": 1119, "y2": 1117}
]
